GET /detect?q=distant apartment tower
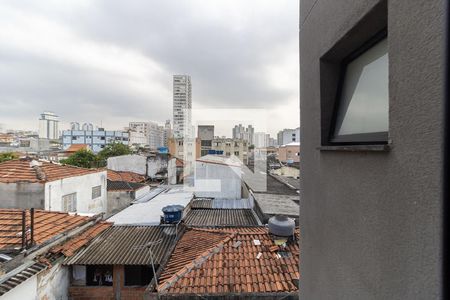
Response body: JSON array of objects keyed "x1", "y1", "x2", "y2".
[
  {"x1": 173, "y1": 75, "x2": 192, "y2": 138},
  {"x1": 38, "y1": 111, "x2": 59, "y2": 139},
  {"x1": 277, "y1": 127, "x2": 300, "y2": 145},
  {"x1": 148, "y1": 122, "x2": 165, "y2": 150},
  {"x1": 129, "y1": 122, "x2": 151, "y2": 146},
  {"x1": 198, "y1": 125, "x2": 214, "y2": 156},
  {"x1": 70, "y1": 122, "x2": 80, "y2": 130},
  {"x1": 163, "y1": 119, "x2": 172, "y2": 147},
  {"x1": 232, "y1": 124, "x2": 254, "y2": 145},
  {"x1": 82, "y1": 123, "x2": 94, "y2": 131},
  {"x1": 254, "y1": 132, "x2": 269, "y2": 148}
]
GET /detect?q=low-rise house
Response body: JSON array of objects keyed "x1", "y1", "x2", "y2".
[
  {"x1": 277, "y1": 142, "x2": 300, "y2": 164},
  {"x1": 156, "y1": 226, "x2": 299, "y2": 299},
  {"x1": 0, "y1": 209, "x2": 111, "y2": 299},
  {"x1": 167, "y1": 157, "x2": 184, "y2": 185},
  {"x1": 107, "y1": 154, "x2": 147, "y2": 175},
  {"x1": 106, "y1": 169, "x2": 149, "y2": 217},
  {"x1": 0, "y1": 158, "x2": 107, "y2": 215},
  {"x1": 64, "y1": 225, "x2": 179, "y2": 300}
]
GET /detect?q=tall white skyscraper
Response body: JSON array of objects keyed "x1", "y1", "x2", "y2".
[
  {"x1": 173, "y1": 75, "x2": 192, "y2": 138},
  {"x1": 38, "y1": 111, "x2": 59, "y2": 139}
]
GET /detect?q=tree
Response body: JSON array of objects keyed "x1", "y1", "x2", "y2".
[
  {"x1": 60, "y1": 149, "x2": 99, "y2": 168},
  {"x1": 0, "y1": 152, "x2": 18, "y2": 163},
  {"x1": 97, "y1": 142, "x2": 131, "y2": 167}
]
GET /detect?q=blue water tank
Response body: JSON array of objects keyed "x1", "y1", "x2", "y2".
[
  {"x1": 162, "y1": 205, "x2": 184, "y2": 223},
  {"x1": 207, "y1": 149, "x2": 216, "y2": 155}
]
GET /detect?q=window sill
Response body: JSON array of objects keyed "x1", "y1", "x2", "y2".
[{"x1": 317, "y1": 144, "x2": 391, "y2": 152}]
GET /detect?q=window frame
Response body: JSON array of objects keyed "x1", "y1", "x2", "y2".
[{"x1": 328, "y1": 29, "x2": 388, "y2": 145}]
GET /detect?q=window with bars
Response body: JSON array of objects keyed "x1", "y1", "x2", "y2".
[
  {"x1": 62, "y1": 193, "x2": 77, "y2": 212},
  {"x1": 92, "y1": 185, "x2": 101, "y2": 199}
]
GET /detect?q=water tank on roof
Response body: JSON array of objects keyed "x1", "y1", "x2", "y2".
[
  {"x1": 162, "y1": 205, "x2": 184, "y2": 224},
  {"x1": 268, "y1": 215, "x2": 295, "y2": 237}
]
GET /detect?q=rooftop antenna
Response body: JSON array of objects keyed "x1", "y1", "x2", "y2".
[{"x1": 132, "y1": 239, "x2": 163, "y2": 286}]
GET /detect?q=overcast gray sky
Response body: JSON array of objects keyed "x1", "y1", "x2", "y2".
[{"x1": 0, "y1": 0, "x2": 299, "y2": 137}]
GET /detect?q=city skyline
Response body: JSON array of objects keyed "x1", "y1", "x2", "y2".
[{"x1": 0, "y1": 0, "x2": 299, "y2": 137}]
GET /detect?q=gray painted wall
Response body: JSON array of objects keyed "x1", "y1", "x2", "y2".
[
  {"x1": 0, "y1": 182, "x2": 45, "y2": 209},
  {"x1": 300, "y1": 0, "x2": 444, "y2": 299}
]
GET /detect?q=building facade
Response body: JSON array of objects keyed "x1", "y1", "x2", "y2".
[
  {"x1": 277, "y1": 142, "x2": 299, "y2": 163},
  {"x1": 198, "y1": 125, "x2": 214, "y2": 156},
  {"x1": 212, "y1": 138, "x2": 248, "y2": 164},
  {"x1": 62, "y1": 129, "x2": 129, "y2": 153},
  {"x1": 38, "y1": 111, "x2": 59, "y2": 140},
  {"x1": 277, "y1": 127, "x2": 300, "y2": 146},
  {"x1": 253, "y1": 132, "x2": 269, "y2": 148},
  {"x1": 173, "y1": 75, "x2": 192, "y2": 138},
  {"x1": 300, "y1": 0, "x2": 445, "y2": 298}
]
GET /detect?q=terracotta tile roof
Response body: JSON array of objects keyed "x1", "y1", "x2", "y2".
[
  {"x1": 107, "y1": 180, "x2": 147, "y2": 191},
  {"x1": 49, "y1": 221, "x2": 112, "y2": 257},
  {"x1": 0, "y1": 209, "x2": 95, "y2": 251},
  {"x1": 157, "y1": 227, "x2": 300, "y2": 295},
  {"x1": 65, "y1": 144, "x2": 90, "y2": 153},
  {"x1": 107, "y1": 169, "x2": 145, "y2": 183},
  {"x1": 0, "y1": 159, "x2": 102, "y2": 183}
]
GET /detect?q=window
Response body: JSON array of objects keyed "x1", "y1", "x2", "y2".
[
  {"x1": 62, "y1": 193, "x2": 77, "y2": 212},
  {"x1": 92, "y1": 185, "x2": 101, "y2": 199},
  {"x1": 330, "y1": 34, "x2": 388, "y2": 144},
  {"x1": 124, "y1": 265, "x2": 154, "y2": 286},
  {"x1": 201, "y1": 140, "x2": 212, "y2": 147},
  {"x1": 234, "y1": 151, "x2": 239, "y2": 156},
  {"x1": 86, "y1": 265, "x2": 113, "y2": 286}
]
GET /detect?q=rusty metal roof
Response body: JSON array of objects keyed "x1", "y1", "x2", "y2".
[
  {"x1": 184, "y1": 209, "x2": 260, "y2": 226},
  {"x1": 64, "y1": 225, "x2": 178, "y2": 265}
]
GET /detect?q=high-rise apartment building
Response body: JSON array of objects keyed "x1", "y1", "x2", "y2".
[
  {"x1": 163, "y1": 119, "x2": 172, "y2": 147},
  {"x1": 277, "y1": 127, "x2": 300, "y2": 146},
  {"x1": 173, "y1": 75, "x2": 192, "y2": 138},
  {"x1": 232, "y1": 124, "x2": 254, "y2": 145},
  {"x1": 38, "y1": 111, "x2": 59, "y2": 140}
]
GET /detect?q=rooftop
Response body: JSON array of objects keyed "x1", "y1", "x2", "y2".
[
  {"x1": 253, "y1": 193, "x2": 299, "y2": 219},
  {"x1": 190, "y1": 198, "x2": 253, "y2": 209},
  {"x1": 197, "y1": 155, "x2": 242, "y2": 167},
  {"x1": 157, "y1": 227, "x2": 299, "y2": 295},
  {"x1": 108, "y1": 187, "x2": 193, "y2": 225},
  {"x1": 65, "y1": 144, "x2": 90, "y2": 153},
  {"x1": 64, "y1": 225, "x2": 178, "y2": 265},
  {"x1": 0, "y1": 159, "x2": 101, "y2": 183},
  {"x1": 184, "y1": 209, "x2": 260, "y2": 226},
  {"x1": 0, "y1": 209, "x2": 96, "y2": 252},
  {"x1": 106, "y1": 169, "x2": 145, "y2": 183},
  {"x1": 107, "y1": 180, "x2": 147, "y2": 192}
]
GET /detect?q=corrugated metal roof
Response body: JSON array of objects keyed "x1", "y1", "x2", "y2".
[
  {"x1": 184, "y1": 209, "x2": 260, "y2": 226},
  {"x1": 0, "y1": 262, "x2": 47, "y2": 296},
  {"x1": 64, "y1": 226, "x2": 177, "y2": 265},
  {"x1": 190, "y1": 198, "x2": 254, "y2": 209},
  {"x1": 253, "y1": 193, "x2": 299, "y2": 217}
]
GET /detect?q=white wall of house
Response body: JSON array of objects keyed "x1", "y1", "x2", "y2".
[
  {"x1": 135, "y1": 185, "x2": 151, "y2": 199},
  {"x1": 37, "y1": 263, "x2": 70, "y2": 300},
  {"x1": 195, "y1": 161, "x2": 241, "y2": 200},
  {"x1": 44, "y1": 171, "x2": 107, "y2": 214},
  {"x1": 1, "y1": 275, "x2": 37, "y2": 300},
  {"x1": 107, "y1": 155, "x2": 146, "y2": 175}
]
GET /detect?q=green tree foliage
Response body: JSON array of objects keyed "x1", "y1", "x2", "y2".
[
  {"x1": 60, "y1": 149, "x2": 99, "y2": 168},
  {"x1": 0, "y1": 152, "x2": 18, "y2": 163},
  {"x1": 97, "y1": 142, "x2": 131, "y2": 167}
]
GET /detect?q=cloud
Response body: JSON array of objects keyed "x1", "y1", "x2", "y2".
[{"x1": 0, "y1": 0, "x2": 299, "y2": 136}]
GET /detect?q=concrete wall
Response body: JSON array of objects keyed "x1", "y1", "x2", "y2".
[
  {"x1": 107, "y1": 191, "x2": 133, "y2": 217},
  {"x1": 0, "y1": 182, "x2": 45, "y2": 209},
  {"x1": 37, "y1": 262, "x2": 70, "y2": 300},
  {"x1": 300, "y1": 0, "x2": 444, "y2": 299},
  {"x1": 1, "y1": 274, "x2": 37, "y2": 300},
  {"x1": 107, "y1": 155, "x2": 147, "y2": 175},
  {"x1": 45, "y1": 171, "x2": 107, "y2": 214},
  {"x1": 147, "y1": 155, "x2": 168, "y2": 179}
]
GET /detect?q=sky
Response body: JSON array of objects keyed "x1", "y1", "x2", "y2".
[{"x1": 0, "y1": 0, "x2": 299, "y2": 137}]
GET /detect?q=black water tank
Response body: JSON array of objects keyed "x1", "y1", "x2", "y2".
[
  {"x1": 162, "y1": 205, "x2": 184, "y2": 223},
  {"x1": 268, "y1": 215, "x2": 295, "y2": 236}
]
